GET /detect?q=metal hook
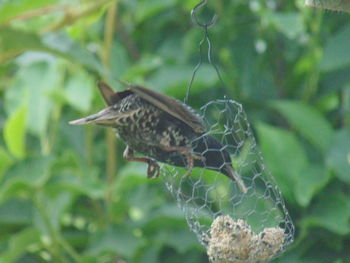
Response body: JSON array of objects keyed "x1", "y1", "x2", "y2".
[{"x1": 191, "y1": 0, "x2": 218, "y2": 29}]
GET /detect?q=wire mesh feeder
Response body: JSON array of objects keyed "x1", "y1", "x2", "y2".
[{"x1": 160, "y1": 98, "x2": 294, "y2": 263}]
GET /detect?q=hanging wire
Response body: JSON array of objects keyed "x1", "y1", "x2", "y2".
[{"x1": 185, "y1": 0, "x2": 225, "y2": 103}]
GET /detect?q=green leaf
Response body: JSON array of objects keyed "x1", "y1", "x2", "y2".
[
  {"x1": 135, "y1": 0, "x2": 175, "y2": 23},
  {"x1": 307, "y1": 187, "x2": 350, "y2": 235},
  {"x1": 42, "y1": 33, "x2": 104, "y2": 74},
  {"x1": 0, "y1": 27, "x2": 47, "y2": 62},
  {"x1": 320, "y1": 24, "x2": 350, "y2": 72},
  {"x1": 0, "y1": 228, "x2": 40, "y2": 263},
  {"x1": 326, "y1": 128, "x2": 350, "y2": 183},
  {"x1": 256, "y1": 122, "x2": 308, "y2": 203},
  {"x1": 155, "y1": 228, "x2": 199, "y2": 253},
  {"x1": 3, "y1": 106, "x2": 27, "y2": 159},
  {"x1": 0, "y1": 199, "x2": 33, "y2": 225},
  {"x1": 0, "y1": 28, "x2": 104, "y2": 73},
  {"x1": 271, "y1": 100, "x2": 333, "y2": 153},
  {"x1": 34, "y1": 192, "x2": 73, "y2": 234},
  {"x1": 51, "y1": 171, "x2": 105, "y2": 200},
  {"x1": 268, "y1": 12, "x2": 304, "y2": 39},
  {"x1": 0, "y1": 147, "x2": 14, "y2": 180},
  {"x1": 64, "y1": 69, "x2": 94, "y2": 112},
  {"x1": 87, "y1": 225, "x2": 144, "y2": 259},
  {"x1": 0, "y1": 0, "x2": 57, "y2": 24},
  {"x1": 5, "y1": 61, "x2": 58, "y2": 137},
  {"x1": 294, "y1": 165, "x2": 330, "y2": 207},
  {"x1": 0, "y1": 157, "x2": 53, "y2": 203}
]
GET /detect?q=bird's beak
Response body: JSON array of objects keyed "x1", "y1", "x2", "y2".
[
  {"x1": 69, "y1": 106, "x2": 117, "y2": 126},
  {"x1": 225, "y1": 165, "x2": 248, "y2": 193}
]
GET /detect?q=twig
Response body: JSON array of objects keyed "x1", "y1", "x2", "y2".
[
  {"x1": 0, "y1": 4, "x2": 69, "y2": 27},
  {"x1": 42, "y1": 0, "x2": 117, "y2": 33}
]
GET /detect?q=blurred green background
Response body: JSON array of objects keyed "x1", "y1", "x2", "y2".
[{"x1": 0, "y1": 0, "x2": 349, "y2": 262}]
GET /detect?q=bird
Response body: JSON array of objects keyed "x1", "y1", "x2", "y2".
[{"x1": 69, "y1": 81, "x2": 247, "y2": 193}]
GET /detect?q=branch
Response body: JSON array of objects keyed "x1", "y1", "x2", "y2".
[{"x1": 43, "y1": 0, "x2": 117, "y2": 33}]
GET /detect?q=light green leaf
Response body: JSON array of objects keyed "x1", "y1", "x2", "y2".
[
  {"x1": 320, "y1": 24, "x2": 350, "y2": 72},
  {"x1": 42, "y1": 33, "x2": 104, "y2": 74},
  {"x1": 5, "y1": 61, "x2": 58, "y2": 137},
  {"x1": 271, "y1": 100, "x2": 333, "y2": 153},
  {"x1": 65, "y1": 69, "x2": 94, "y2": 112},
  {"x1": 256, "y1": 122, "x2": 308, "y2": 203},
  {"x1": 294, "y1": 165, "x2": 330, "y2": 207},
  {"x1": 326, "y1": 128, "x2": 350, "y2": 183},
  {"x1": 3, "y1": 106, "x2": 27, "y2": 159}
]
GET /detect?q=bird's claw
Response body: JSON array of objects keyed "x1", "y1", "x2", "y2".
[{"x1": 147, "y1": 161, "x2": 160, "y2": 178}]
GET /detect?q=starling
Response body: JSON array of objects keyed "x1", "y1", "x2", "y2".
[{"x1": 69, "y1": 82, "x2": 247, "y2": 193}]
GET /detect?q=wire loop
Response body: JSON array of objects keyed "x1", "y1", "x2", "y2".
[
  {"x1": 185, "y1": 0, "x2": 224, "y2": 103},
  {"x1": 191, "y1": 0, "x2": 218, "y2": 29}
]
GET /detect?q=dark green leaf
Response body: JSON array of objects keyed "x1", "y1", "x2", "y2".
[
  {"x1": 271, "y1": 100, "x2": 333, "y2": 153},
  {"x1": 326, "y1": 128, "x2": 350, "y2": 183},
  {"x1": 0, "y1": 228, "x2": 40, "y2": 263},
  {"x1": 87, "y1": 225, "x2": 144, "y2": 259},
  {"x1": 320, "y1": 24, "x2": 350, "y2": 72},
  {"x1": 0, "y1": 199, "x2": 33, "y2": 225},
  {"x1": 256, "y1": 122, "x2": 308, "y2": 203},
  {"x1": 294, "y1": 164, "x2": 330, "y2": 207},
  {"x1": 0, "y1": 157, "x2": 53, "y2": 203},
  {"x1": 0, "y1": 147, "x2": 14, "y2": 180},
  {"x1": 306, "y1": 187, "x2": 350, "y2": 235},
  {"x1": 268, "y1": 12, "x2": 304, "y2": 39},
  {"x1": 155, "y1": 229, "x2": 199, "y2": 253}
]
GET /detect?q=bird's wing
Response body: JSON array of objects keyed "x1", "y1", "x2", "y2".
[
  {"x1": 129, "y1": 85, "x2": 205, "y2": 133},
  {"x1": 97, "y1": 81, "x2": 133, "y2": 106}
]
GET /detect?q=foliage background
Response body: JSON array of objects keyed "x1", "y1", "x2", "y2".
[{"x1": 0, "y1": 0, "x2": 350, "y2": 262}]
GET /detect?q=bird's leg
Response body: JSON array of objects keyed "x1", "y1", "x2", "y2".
[
  {"x1": 160, "y1": 146, "x2": 203, "y2": 178},
  {"x1": 123, "y1": 146, "x2": 160, "y2": 178}
]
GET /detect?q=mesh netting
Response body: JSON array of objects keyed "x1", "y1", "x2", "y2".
[
  {"x1": 160, "y1": 98, "x2": 294, "y2": 262},
  {"x1": 159, "y1": 2, "x2": 295, "y2": 261}
]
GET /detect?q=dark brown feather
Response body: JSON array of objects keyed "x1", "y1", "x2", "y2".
[
  {"x1": 128, "y1": 84, "x2": 205, "y2": 133},
  {"x1": 97, "y1": 82, "x2": 132, "y2": 106}
]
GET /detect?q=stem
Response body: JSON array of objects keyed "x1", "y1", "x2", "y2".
[
  {"x1": 302, "y1": 11, "x2": 323, "y2": 101},
  {"x1": 101, "y1": 3, "x2": 119, "y2": 204},
  {"x1": 34, "y1": 192, "x2": 83, "y2": 263},
  {"x1": 33, "y1": 193, "x2": 69, "y2": 263}
]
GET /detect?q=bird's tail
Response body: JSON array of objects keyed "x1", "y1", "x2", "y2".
[{"x1": 224, "y1": 165, "x2": 248, "y2": 193}]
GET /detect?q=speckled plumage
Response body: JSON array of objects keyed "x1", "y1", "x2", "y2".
[{"x1": 69, "y1": 82, "x2": 247, "y2": 193}]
